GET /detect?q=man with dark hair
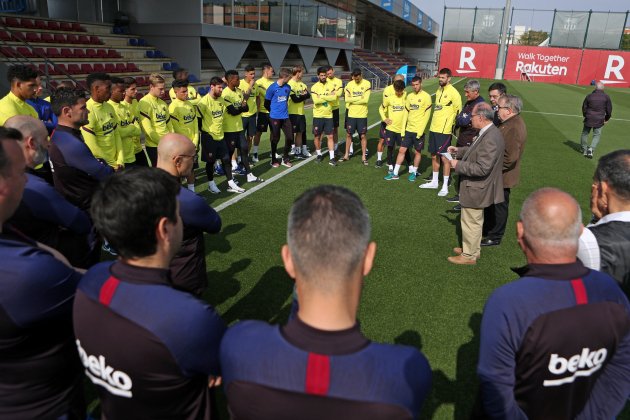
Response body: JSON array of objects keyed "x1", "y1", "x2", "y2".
[
  {"x1": 380, "y1": 79, "x2": 407, "y2": 176},
  {"x1": 488, "y1": 82, "x2": 507, "y2": 126},
  {"x1": 49, "y1": 88, "x2": 113, "y2": 213},
  {"x1": 377, "y1": 74, "x2": 406, "y2": 168},
  {"x1": 446, "y1": 79, "x2": 485, "y2": 205},
  {"x1": 222, "y1": 69, "x2": 263, "y2": 183},
  {"x1": 198, "y1": 77, "x2": 243, "y2": 194},
  {"x1": 220, "y1": 185, "x2": 432, "y2": 419},
  {"x1": 26, "y1": 76, "x2": 57, "y2": 135},
  {"x1": 477, "y1": 188, "x2": 630, "y2": 419},
  {"x1": 0, "y1": 126, "x2": 85, "y2": 419},
  {"x1": 447, "y1": 102, "x2": 504, "y2": 265},
  {"x1": 482, "y1": 94, "x2": 527, "y2": 247},
  {"x1": 108, "y1": 76, "x2": 139, "y2": 167},
  {"x1": 420, "y1": 68, "x2": 462, "y2": 197},
  {"x1": 580, "y1": 81, "x2": 612, "y2": 159},
  {"x1": 169, "y1": 79, "x2": 199, "y2": 191},
  {"x1": 240, "y1": 65, "x2": 258, "y2": 151},
  {"x1": 326, "y1": 66, "x2": 343, "y2": 151},
  {"x1": 288, "y1": 65, "x2": 311, "y2": 159},
  {"x1": 82, "y1": 72, "x2": 124, "y2": 171},
  {"x1": 73, "y1": 167, "x2": 226, "y2": 419},
  {"x1": 265, "y1": 67, "x2": 294, "y2": 168},
  {"x1": 168, "y1": 67, "x2": 200, "y2": 104},
  {"x1": 157, "y1": 133, "x2": 221, "y2": 296},
  {"x1": 342, "y1": 69, "x2": 371, "y2": 163},
  {"x1": 0, "y1": 64, "x2": 38, "y2": 125},
  {"x1": 385, "y1": 76, "x2": 431, "y2": 181},
  {"x1": 311, "y1": 66, "x2": 337, "y2": 165},
  {"x1": 578, "y1": 150, "x2": 630, "y2": 296},
  {"x1": 253, "y1": 63, "x2": 275, "y2": 162},
  {"x1": 122, "y1": 76, "x2": 148, "y2": 166}
]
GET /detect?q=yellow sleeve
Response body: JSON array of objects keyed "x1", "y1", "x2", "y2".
[
  {"x1": 453, "y1": 89, "x2": 462, "y2": 115},
  {"x1": 379, "y1": 100, "x2": 388, "y2": 121},
  {"x1": 355, "y1": 87, "x2": 371, "y2": 105},
  {"x1": 138, "y1": 100, "x2": 160, "y2": 145},
  {"x1": 418, "y1": 96, "x2": 432, "y2": 136},
  {"x1": 335, "y1": 82, "x2": 343, "y2": 98},
  {"x1": 114, "y1": 128, "x2": 124, "y2": 166},
  {"x1": 82, "y1": 109, "x2": 100, "y2": 157},
  {"x1": 344, "y1": 88, "x2": 356, "y2": 104},
  {"x1": 399, "y1": 107, "x2": 408, "y2": 135}
]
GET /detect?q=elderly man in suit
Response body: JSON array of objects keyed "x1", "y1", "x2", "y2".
[{"x1": 447, "y1": 102, "x2": 505, "y2": 265}]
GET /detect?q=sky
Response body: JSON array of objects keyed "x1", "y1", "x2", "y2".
[{"x1": 417, "y1": 0, "x2": 629, "y2": 31}]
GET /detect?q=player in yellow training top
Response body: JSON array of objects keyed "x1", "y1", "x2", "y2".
[
  {"x1": 239, "y1": 65, "x2": 258, "y2": 151},
  {"x1": 342, "y1": 69, "x2": 371, "y2": 165},
  {"x1": 378, "y1": 79, "x2": 407, "y2": 174},
  {"x1": 139, "y1": 73, "x2": 173, "y2": 166},
  {"x1": 326, "y1": 65, "x2": 343, "y2": 152},
  {"x1": 419, "y1": 68, "x2": 462, "y2": 197},
  {"x1": 0, "y1": 65, "x2": 38, "y2": 126},
  {"x1": 310, "y1": 66, "x2": 338, "y2": 166},
  {"x1": 287, "y1": 65, "x2": 311, "y2": 159},
  {"x1": 376, "y1": 74, "x2": 406, "y2": 168},
  {"x1": 169, "y1": 79, "x2": 200, "y2": 191},
  {"x1": 82, "y1": 73, "x2": 124, "y2": 171},
  {"x1": 121, "y1": 76, "x2": 148, "y2": 166},
  {"x1": 168, "y1": 68, "x2": 200, "y2": 104},
  {"x1": 384, "y1": 76, "x2": 432, "y2": 182},
  {"x1": 252, "y1": 63, "x2": 274, "y2": 162},
  {"x1": 108, "y1": 77, "x2": 140, "y2": 167}
]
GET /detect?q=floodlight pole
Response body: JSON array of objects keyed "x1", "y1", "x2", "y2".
[{"x1": 495, "y1": 0, "x2": 512, "y2": 79}]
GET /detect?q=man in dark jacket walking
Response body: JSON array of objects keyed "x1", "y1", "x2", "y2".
[{"x1": 581, "y1": 81, "x2": 612, "y2": 159}]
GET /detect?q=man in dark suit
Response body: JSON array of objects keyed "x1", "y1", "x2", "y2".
[{"x1": 447, "y1": 102, "x2": 504, "y2": 265}]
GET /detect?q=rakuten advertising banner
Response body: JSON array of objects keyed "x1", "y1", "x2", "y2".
[
  {"x1": 578, "y1": 50, "x2": 630, "y2": 88},
  {"x1": 504, "y1": 46, "x2": 583, "y2": 84},
  {"x1": 439, "y1": 42, "x2": 498, "y2": 79}
]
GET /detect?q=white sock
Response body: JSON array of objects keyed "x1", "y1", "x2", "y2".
[
  {"x1": 302, "y1": 145, "x2": 308, "y2": 152},
  {"x1": 329, "y1": 150, "x2": 335, "y2": 159},
  {"x1": 253, "y1": 146, "x2": 259, "y2": 154},
  {"x1": 442, "y1": 176, "x2": 449, "y2": 189},
  {"x1": 316, "y1": 149, "x2": 322, "y2": 156},
  {"x1": 393, "y1": 164, "x2": 400, "y2": 176},
  {"x1": 409, "y1": 166, "x2": 416, "y2": 174},
  {"x1": 187, "y1": 183, "x2": 195, "y2": 191},
  {"x1": 432, "y1": 171, "x2": 439, "y2": 183},
  {"x1": 349, "y1": 143, "x2": 354, "y2": 154},
  {"x1": 377, "y1": 151, "x2": 383, "y2": 160},
  {"x1": 232, "y1": 160, "x2": 237, "y2": 170}
]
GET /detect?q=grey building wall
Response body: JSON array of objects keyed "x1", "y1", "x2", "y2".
[{"x1": 120, "y1": 0, "x2": 201, "y2": 24}]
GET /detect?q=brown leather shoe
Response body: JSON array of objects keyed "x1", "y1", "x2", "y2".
[{"x1": 447, "y1": 255, "x2": 477, "y2": 265}]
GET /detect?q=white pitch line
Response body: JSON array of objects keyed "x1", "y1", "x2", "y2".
[
  {"x1": 521, "y1": 110, "x2": 630, "y2": 122},
  {"x1": 215, "y1": 77, "x2": 469, "y2": 212}
]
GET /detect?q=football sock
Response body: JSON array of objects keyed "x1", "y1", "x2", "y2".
[
  {"x1": 377, "y1": 151, "x2": 383, "y2": 161},
  {"x1": 393, "y1": 164, "x2": 400, "y2": 176},
  {"x1": 442, "y1": 176, "x2": 449, "y2": 189},
  {"x1": 432, "y1": 171, "x2": 439, "y2": 183},
  {"x1": 329, "y1": 150, "x2": 335, "y2": 159}
]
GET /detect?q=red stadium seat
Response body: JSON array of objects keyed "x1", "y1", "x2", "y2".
[
  {"x1": 67, "y1": 64, "x2": 81, "y2": 74},
  {"x1": 80, "y1": 64, "x2": 94, "y2": 74},
  {"x1": 85, "y1": 48, "x2": 98, "y2": 58},
  {"x1": 104, "y1": 63, "x2": 116, "y2": 73},
  {"x1": 72, "y1": 22, "x2": 85, "y2": 32},
  {"x1": 93, "y1": 63, "x2": 105, "y2": 72},
  {"x1": 72, "y1": 48, "x2": 86, "y2": 58},
  {"x1": 0, "y1": 47, "x2": 15, "y2": 57},
  {"x1": 78, "y1": 35, "x2": 90, "y2": 44},
  {"x1": 16, "y1": 47, "x2": 34, "y2": 58},
  {"x1": 38, "y1": 64, "x2": 57, "y2": 76},
  {"x1": 115, "y1": 63, "x2": 126, "y2": 73},
  {"x1": 135, "y1": 92, "x2": 143, "y2": 100},
  {"x1": 66, "y1": 34, "x2": 79, "y2": 44},
  {"x1": 35, "y1": 20, "x2": 48, "y2": 30},
  {"x1": 21, "y1": 19, "x2": 35, "y2": 29},
  {"x1": 55, "y1": 63, "x2": 68, "y2": 74},
  {"x1": 126, "y1": 63, "x2": 140, "y2": 72},
  {"x1": 47, "y1": 21, "x2": 61, "y2": 31},
  {"x1": 53, "y1": 33, "x2": 66, "y2": 43},
  {"x1": 40, "y1": 33, "x2": 54, "y2": 43},
  {"x1": 5, "y1": 17, "x2": 20, "y2": 27},
  {"x1": 0, "y1": 31, "x2": 10, "y2": 41},
  {"x1": 96, "y1": 49, "x2": 108, "y2": 58},
  {"x1": 32, "y1": 47, "x2": 46, "y2": 57},
  {"x1": 107, "y1": 49, "x2": 121, "y2": 59},
  {"x1": 59, "y1": 48, "x2": 74, "y2": 58},
  {"x1": 10, "y1": 31, "x2": 25, "y2": 42},
  {"x1": 89, "y1": 35, "x2": 102, "y2": 45},
  {"x1": 46, "y1": 47, "x2": 61, "y2": 58},
  {"x1": 25, "y1": 32, "x2": 41, "y2": 43},
  {"x1": 59, "y1": 22, "x2": 73, "y2": 31}
]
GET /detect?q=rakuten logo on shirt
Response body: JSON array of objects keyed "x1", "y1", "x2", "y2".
[
  {"x1": 544, "y1": 347, "x2": 607, "y2": 387},
  {"x1": 76, "y1": 339, "x2": 133, "y2": 398}
]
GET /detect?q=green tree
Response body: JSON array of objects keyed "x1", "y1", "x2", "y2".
[
  {"x1": 516, "y1": 30, "x2": 549, "y2": 46},
  {"x1": 621, "y1": 33, "x2": 630, "y2": 51}
]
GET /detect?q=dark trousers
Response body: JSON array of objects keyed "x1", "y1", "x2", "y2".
[
  {"x1": 146, "y1": 146, "x2": 157, "y2": 167},
  {"x1": 270, "y1": 118, "x2": 293, "y2": 163},
  {"x1": 483, "y1": 188, "x2": 511, "y2": 240},
  {"x1": 134, "y1": 150, "x2": 150, "y2": 167}
]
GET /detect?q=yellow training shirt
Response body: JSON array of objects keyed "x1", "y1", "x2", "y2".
[
  {"x1": 239, "y1": 79, "x2": 258, "y2": 118},
  {"x1": 126, "y1": 99, "x2": 143, "y2": 154},
  {"x1": 310, "y1": 80, "x2": 337, "y2": 119},
  {"x1": 168, "y1": 86, "x2": 201, "y2": 105},
  {"x1": 429, "y1": 83, "x2": 462, "y2": 135},
  {"x1": 221, "y1": 87, "x2": 245, "y2": 133},
  {"x1": 378, "y1": 93, "x2": 407, "y2": 134},
  {"x1": 255, "y1": 77, "x2": 274, "y2": 113},
  {"x1": 327, "y1": 76, "x2": 343, "y2": 110},
  {"x1": 138, "y1": 94, "x2": 172, "y2": 148},
  {"x1": 169, "y1": 98, "x2": 200, "y2": 147},
  {"x1": 344, "y1": 79, "x2": 371, "y2": 119},
  {"x1": 197, "y1": 94, "x2": 225, "y2": 141},
  {"x1": 82, "y1": 98, "x2": 123, "y2": 167},
  {"x1": 288, "y1": 79, "x2": 308, "y2": 116},
  {"x1": 0, "y1": 91, "x2": 38, "y2": 125},
  {"x1": 403, "y1": 90, "x2": 432, "y2": 136},
  {"x1": 108, "y1": 99, "x2": 141, "y2": 164}
]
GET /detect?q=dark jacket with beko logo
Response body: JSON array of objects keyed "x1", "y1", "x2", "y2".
[
  {"x1": 477, "y1": 261, "x2": 630, "y2": 420},
  {"x1": 73, "y1": 261, "x2": 226, "y2": 420}
]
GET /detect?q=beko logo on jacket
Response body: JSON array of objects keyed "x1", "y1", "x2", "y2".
[
  {"x1": 544, "y1": 347, "x2": 607, "y2": 387},
  {"x1": 76, "y1": 340, "x2": 133, "y2": 397}
]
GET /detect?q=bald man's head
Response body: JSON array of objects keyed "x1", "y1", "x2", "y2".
[
  {"x1": 519, "y1": 188, "x2": 582, "y2": 259},
  {"x1": 156, "y1": 133, "x2": 196, "y2": 178},
  {"x1": 4, "y1": 115, "x2": 48, "y2": 167}
]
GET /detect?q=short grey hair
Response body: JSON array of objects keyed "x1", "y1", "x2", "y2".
[
  {"x1": 596, "y1": 81, "x2": 605, "y2": 90},
  {"x1": 498, "y1": 94, "x2": 523, "y2": 114},
  {"x1": 519, "y1": 188, "x2": 582, "y2": 251},
  {"x1": 472, "y1": 102, "x2": 494, "y2": 121},
  {"x1": 464, "y1": 79, "x2": 480, "y2": 92},
  {"x1": 287, "y1": 185, "x2": 371, "y2": 285}
]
